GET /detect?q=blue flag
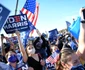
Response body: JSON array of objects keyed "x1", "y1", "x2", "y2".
[
  {"x1": 20, "y1": 22, "x2": 36, "y2": 48},
  {"x1": 68, "y1": 17, "x2": 81, "y2": 40},
  {"x1": 66, "y1": 21, "x2": 71, "y2": 28},
  {"x1": 20, "y1": 0, "x2": 36, "y2": 48}
]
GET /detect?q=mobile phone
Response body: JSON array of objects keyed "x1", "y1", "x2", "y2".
[{"x1": 82, "y1": 9, "x2": 85, "y2": 20}]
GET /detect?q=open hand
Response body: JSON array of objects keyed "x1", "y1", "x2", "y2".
[{"x1": 15, "y1": 31, "x2": 20, "y2": 37}]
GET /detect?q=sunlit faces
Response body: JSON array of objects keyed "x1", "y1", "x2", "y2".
[
  {"x1": 7, "y1": 51, "x2": 16, "y2": 59},
  {"x1": 51, "y1": 45, "x2": 59, "y2": 52},
  {"x1": 65, "y1": 53, "x2": 81, "y2": 69},
  {"x1": 27, "y1": 44, "x2": 36, "y2": 55},
  {"x1": 7, "y1": 51, "x2": 17, "y2": 69}
]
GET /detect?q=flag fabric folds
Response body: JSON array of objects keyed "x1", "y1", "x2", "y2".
[
  {"x1": 21, "y1": 0, "x2": 39, "y2": 32},
  {"x1": 30, "y1": 3, "x2": 39, "y2": 35},
  {"x1": 21, "y1": 0, "x2": 36, "y2": 22},
  {"x1": 46, "y1": 50, "x2": 60, "y2": 64},
  {"x1": 20, "y1": 22, "x2": 36, "y2": 48},
  {"x1": 68, "y1": 17, "x2": 81, "y2": 40},
  {"x1": 20, "y1": 0, "x2": 39, "y2": 48},
  {"x1": 66, "y1": 21, "x2": 71, "y2": 29}
]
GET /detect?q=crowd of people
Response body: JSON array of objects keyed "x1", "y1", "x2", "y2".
[{"x1": 0, "y1": 8, "x2": 85, "y2": 70}]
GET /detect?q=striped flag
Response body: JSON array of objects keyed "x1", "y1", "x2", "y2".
[
  {"x1": 20, "y1": 0, "x2": 39, "y2": 48},
  {"x1": 31, "y1": 3, "x2": 39, "y2": 35},
  {"x1": 21, "y1": 0, "x2": 39, "y2": 34},
  {"x1": 46, "y1": 50, "x2": 60, "y2": 64}
]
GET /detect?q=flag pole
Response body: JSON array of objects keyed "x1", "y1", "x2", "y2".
[
  {"x1": 12, "y1": 0, "x2": 19, "y2": 37},
  {"x1": 15, "y1": 0, "x2": 19, "y2": 15}
]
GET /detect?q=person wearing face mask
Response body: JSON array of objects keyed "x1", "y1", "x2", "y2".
[
  {"x1": 45, "y1": 43, "x2": 60, "y2": 70},
  {"x1": 15, "y1": 31, "x2": 45, "y2": 70},
  {"x1": 58, "y1": 8, "x2": 85, "y2": 70},
  {"x1": 5, "y1": 50, "x2": 20, "y2": 70},
  {"x1": 25, "y1": 40, "x2": 46, "y2": 70},
  {"x1": 2, "y1": 31, "x2": 34, "y2": 70},
  {"x1": 4, "y1": 48, "x2": 33, "y2": 70},
  {"x1": 33, "y1": 29, "x2": 51, "y2": 59},
  {"x1": 60, "y1": 48, "x2": 85, "y2": 70}
]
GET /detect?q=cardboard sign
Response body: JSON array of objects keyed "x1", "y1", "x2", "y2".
[
  {"x1": 3, "y1": 14, "x2": 29, "y2": 34},
  {"x1": 0, "y1": 4, "x2": 10, "y2": 31}
]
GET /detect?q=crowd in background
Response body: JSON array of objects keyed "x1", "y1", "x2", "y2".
[{"x1": 0, "y1": 8, "x2": 85, "y2": 70}]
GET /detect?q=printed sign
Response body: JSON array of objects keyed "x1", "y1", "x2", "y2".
[
  {"x1": 3, "y1": 14, "x2": 29, "y2": 34},
  {"x1": 49, "y1": 29, "x2": 58, "y2": 42},
  {"x1": 46, "y1": 60, "x2": 56, "y2": 70},
  {"x1": 0, "y1": 4, "x2": 10, "y2": 31},
  {"x1": 6, "y1": 36, "x2": 18, "y2": 43}
]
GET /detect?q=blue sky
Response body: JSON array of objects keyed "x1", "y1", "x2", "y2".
[{"x1": 0, "y1": 0, "x2": 85, "y2": 35}]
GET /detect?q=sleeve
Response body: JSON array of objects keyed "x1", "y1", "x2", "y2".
[
  {"x1": 41, "y1": 35, "x2": 48, "y2": 48},
  {"x1": 0, "y1": 62, "x2": 9, "y2": 70}
]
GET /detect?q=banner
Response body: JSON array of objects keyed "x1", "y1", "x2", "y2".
[
  {"x1": 49, "y1": 29, "x2": 58, "y2": 42},
  {"x1": 3, "y1": 14, "x2": 29, "y2": 34},
  {"x1": 0, "y1": 4, "x2": 10, "y2": 31},
  {"x1": 6, "y1": 36, "x2": 18, "y2": 44}
]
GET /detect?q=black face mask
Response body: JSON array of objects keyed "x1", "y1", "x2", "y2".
[
  {"x1": 71, "y1": 64, "x2": 85, "y2": 70},
  {"x1": 35, "y1": 39, "x2": 43, "y2": 49},
  {"x1": 36, "y1": 42, "x2": 42, "y2": 49}
]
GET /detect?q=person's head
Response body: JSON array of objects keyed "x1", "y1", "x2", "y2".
[
  {"x1": 60, "y1": 48, "x2": 81, "y2": 70},
  {"x1": 51, "y1": 42, "x2": 59, "y2": 53},
  {"x1": 5, "y1": 50, "x2": 18, "y2": 68},
  {"x1": 56, "y1": 40, "x2": 63, "y2": 51},
  {"x1": 33, "y1": 37, "x2": 43, "y2": 49},
  {"x1": 3, "y1": 43, "x2": 10, "y2": 53},
  {"x1": 4, "y1": 43, "x2": 14, "y2": 53},
  {"x1": 26, "y1": 41, "x2": 36, "y2": 56}
]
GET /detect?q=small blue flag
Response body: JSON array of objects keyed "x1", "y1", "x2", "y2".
[
  {"x1": 66, "y1": 21, "x2": 71, "y2": 28},
  {"x1": 68, "y1": 17, "x2": 81, "y2": 40},
  {"x1": 20, "y1": 22, "x2": 36, "y2": 48}
]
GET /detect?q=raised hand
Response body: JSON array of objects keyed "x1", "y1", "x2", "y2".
[{"x1": 15, "y1": 31, "x2": 20, "y2": 37}]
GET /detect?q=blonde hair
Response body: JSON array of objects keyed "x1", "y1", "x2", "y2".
[
  {"x1": 5, "y1": 50, "x2": 16, "y2": 60},
  {"x1": 60, "y1": 48, "x2": 74, "y2": 63},
  {"x1": 56, "y1": 48, "x2": 74, "y2": 70}
]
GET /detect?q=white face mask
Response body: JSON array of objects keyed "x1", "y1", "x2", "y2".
[{"x1": 28, "y1": 48, "x2": 35, "y2": 54}]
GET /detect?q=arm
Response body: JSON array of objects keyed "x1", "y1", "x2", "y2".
[
  {"x1": 36, "y1": 29, "x2": 42, "y2": 37},
  {"x1": 1, "y1": 35, "x2": 5, "y2": 56},
  {"x1": 77, "y1": 8, "x2": 85, "y2": 60},
  {"x1": 4, "y1": 36, "x2": 15, "y2": 50},
  {"x1": 16, "y1": 31, "x2": 27, "y2": 62}
]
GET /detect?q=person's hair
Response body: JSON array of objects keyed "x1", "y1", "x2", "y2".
[
  {"x1": 56, "y1": 45, "x2": 74, "y2": 70},
  {"x1": 5, "y1": 50, "x2": 16, "y2": 61},
  {"x1": 60, "y1": 47, "x2": 74, "y2": 64},
  {"x1": 25, "y1": 41, "x2": 35, "y2": 56},
  {"x1": 56, "y1": 60, "x2": 64, "y2": 70},
  {"x1": 56, "y1": 40, "x2": 63, "y2": 51},
  {"x1": 3, "y1": 43, "x2": 10, "y2": 53}
]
